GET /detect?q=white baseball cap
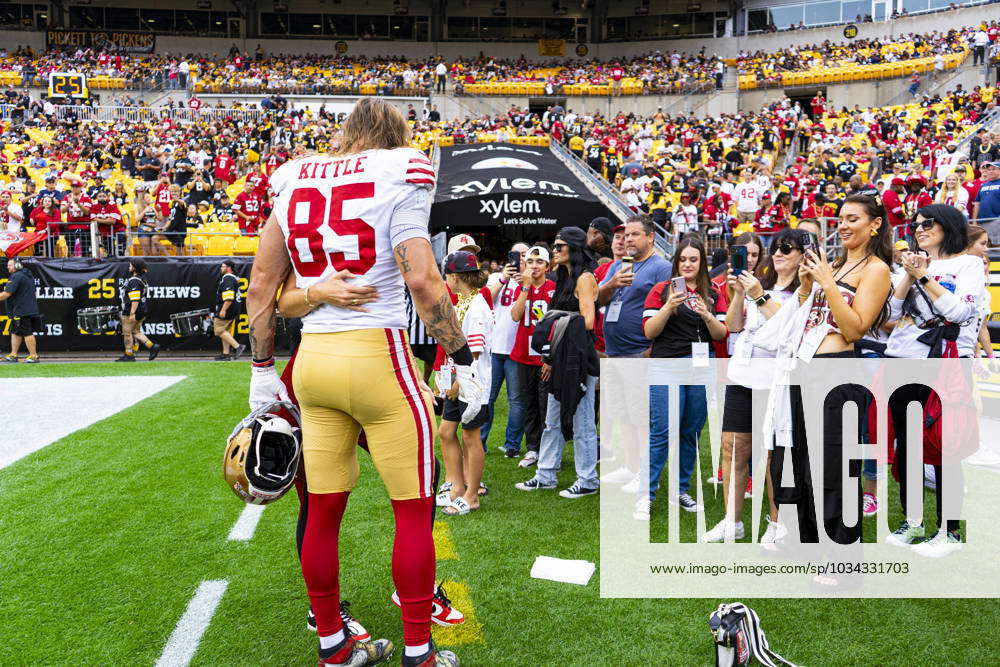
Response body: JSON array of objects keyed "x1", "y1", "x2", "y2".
[
  {"x1": 525, "y1": 246, "x2": 550, "y2": 263},
  {"x1": 447, "y1": 233, "x2": 480, "y2": 254}
]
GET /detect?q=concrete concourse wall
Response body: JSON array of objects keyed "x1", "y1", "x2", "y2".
[{"x1": 3, "y1": 3, "x2": 999, "y2": 62}]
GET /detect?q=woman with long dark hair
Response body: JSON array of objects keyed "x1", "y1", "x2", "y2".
[
  {"x1": 634, "y1": 235, "x2": 727, "y2": 519},
  {"x1": 515, "y1": 226, "x2": 600, "y2": 498},
  {"x1": 755, "y1": 193, "x2": 893, "y2": 560},
  {"x1": 884, "y1": 204, "x2": 981, "y2": 557},
  {"x1": 703, "y1": 228, "x2": 804, "y2": 542}
]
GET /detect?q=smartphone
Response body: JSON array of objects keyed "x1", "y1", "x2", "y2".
[
  {"x1": 671, "y1": 276, "x2": 686, "y2": 297},
  {"x1": 800, "y1": 231, "x2": 818, "y2": 256},
  {"x1": 620, "y1": 256, "x2": 635, "y2": 272},
  {"x1": 507, "y1": 250, "x2": 521, "y2": 266},
  {"x1": 731, "y1": 245, "x2": 748, "y2": 276}
]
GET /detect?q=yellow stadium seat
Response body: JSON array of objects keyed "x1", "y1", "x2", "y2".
[
  {"x1": 207, "y1": 235, "x2": 236, "y2": 256},
  {"x1": 233, "y1": 235, "x2": 259, "y2": 255}
]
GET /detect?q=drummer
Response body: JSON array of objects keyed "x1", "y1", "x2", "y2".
[
  {"x1": 118, "y1": 258, "x2": 160, "y2": 362},
  {"x1": 213, "y1": 259, "x2": 245, "y2": 361}
]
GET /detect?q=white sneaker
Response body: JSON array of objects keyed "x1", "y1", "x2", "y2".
[
  {"x1": 702, "y1": 519, "x2": 745, "y2": 543},
  {"x1": 706, "y1": 466, "x2": 723, "y2": 486},
  {"x1": 435, "y1": 482, "x2": 454, "y2": 508},
  {"x1": 633, "y1": 496, "x2": 651, "y2": 521},
  {"x1": 886, "y1": 520, "x2": 925, "y2": 547},
  {"x1": 966, "y1": 447, "x2": 1000, "y2": 467},
  {"x1": 760, "y1": 517, "x2": 788, "y2": 550},
  {"x1": 601, "y1": 466, "x2": 636, "y2": 485},
  {"x1": 518, "y1": 450, "x2": 538, "y2": 468},
  {"x1": 912, "y1": 530, "x2": 963, "y2": 558},
  {"x1": 620, "y1": 475, "x2": 641, "y2": 494},
  {"x1": 924, "y1": 463, "x2": 937, "y2": 490}
]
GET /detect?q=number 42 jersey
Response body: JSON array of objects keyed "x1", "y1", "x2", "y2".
[{"x1": 270, "y1": 147, "x2": 435, "y2": 334}]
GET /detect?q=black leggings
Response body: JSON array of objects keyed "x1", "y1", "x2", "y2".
[
  {"x1": 518, "y1": 361, "x2": 549, "y2": 454},
  {"x1": 890, "y1": 383, "x2": 963, "y2": 534},
  {"x1": 770, "y1": 351, "x2": 865, "y2": 545}
]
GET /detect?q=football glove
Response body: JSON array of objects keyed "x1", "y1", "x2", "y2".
[
  {"x1": 249, "y1": 364, "x2": 290, "y2": 411},
  {"x1": 455, "y1": 363, "x2": 485, "y2": 425}
]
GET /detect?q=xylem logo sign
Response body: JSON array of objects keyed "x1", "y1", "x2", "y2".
[
  {"x1": 480, "y1": 195, "x2": 540, "y2": 219},
  {"x1": 452, "y1": 178, "x2": 574, "y2": 196},
  {"x1": 471, "y1": 157, "x2": 537, "y2": 170}
]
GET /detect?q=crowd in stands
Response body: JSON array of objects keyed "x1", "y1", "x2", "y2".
[
  {"x1": 737, "y1": 24, "x2": 984, "y2": 86},
  {"x1": 1, "y1": 74, "x2": 999, "y2": 259},
  {"x1": 1, "y1": 21, "x2": 996, "y2": 99}
]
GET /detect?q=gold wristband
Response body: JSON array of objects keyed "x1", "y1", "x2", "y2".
[{"x1": 303, "y1": 285, "x2": 316, "y2": 310}]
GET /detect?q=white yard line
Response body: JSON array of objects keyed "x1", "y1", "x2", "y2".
[
  {"x1": 154, "y1": 579, "x2": 229, "y2": 667},
  {"x1": 227, "y1": 504, "x2": 266, "y2": 541},
  {"x1": 0, "y1": 376, "x2": 186, "y2": 469}
]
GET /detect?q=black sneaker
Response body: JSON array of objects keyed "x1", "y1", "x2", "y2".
[
  {"x1": 115, "y1": 355, "x2": 136, "y2": 362},
  {"x1": 558, "y1": 483, "x2": 599, "y2": 499},
  {"x1": 514, "y1": 477, "x2": 556, "y2": 491},
  {"x1": 401, "y1": 640, "x2": 458, "y2": 667},
  {"x1": 674, "y1": 493, "x2": 703, "y2": 512},
  {"x1": 231, "y1": 343, "x2": 246, "y2": 360},
  {"x1": 148, "y1": 343, "x2": 161, "y2": 361},
  {"x1": 503, "y1": 449, "x2": 520, "y2": 459},
  {"x1": 214, "y1": 353, "x2": 231, "y2": 361}
]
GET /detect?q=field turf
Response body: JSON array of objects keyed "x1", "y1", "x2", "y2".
[{"x1": 0, "y1": 361, "x2": 995, "y2": 665}]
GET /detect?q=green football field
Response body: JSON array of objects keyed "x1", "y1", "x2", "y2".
[{"x1": 0, "y1": 361, "x2": 994, "y2": 666}]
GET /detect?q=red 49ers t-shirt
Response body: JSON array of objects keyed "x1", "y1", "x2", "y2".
[
  {"x1": 233, "y1": 191, "x2": 263, "y2": 234},
  {"x1": 510, "y1": 279, "x2": 555, "y2": 367}
]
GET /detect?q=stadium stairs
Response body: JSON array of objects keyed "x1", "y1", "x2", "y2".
[{"x1": 548, "y1": 139, "x2": 673, "y2": 257}]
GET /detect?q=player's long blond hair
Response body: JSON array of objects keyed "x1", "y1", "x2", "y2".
[{"x1": 332, "y1": 98, "x2": 411, "y2": 156}]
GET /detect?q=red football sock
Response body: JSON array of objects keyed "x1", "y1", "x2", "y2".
[
  {"x1": 301, "y1": 491, "x2": 350, "y2": 637},
  {"x1": 391, "y1": 496, "x2": 436, "y2": 647}
]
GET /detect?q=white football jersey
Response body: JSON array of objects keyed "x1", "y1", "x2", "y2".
[{"x1": 270, "y1": 147, "x2": 434, "y2": 334}]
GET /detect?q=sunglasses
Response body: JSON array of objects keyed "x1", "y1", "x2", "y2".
[
  {"x1": 912, "y1": 218, "x2": 938, "y2": 231},
  {"x1": 773, "y1": 242, "x2": 802, "y2": 255},
  {"x1": 552, "y1": 242, "x2": 569, "y2": 251}
]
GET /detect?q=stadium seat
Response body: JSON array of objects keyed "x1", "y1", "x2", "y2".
[
  {"x1": 207, "y1": 235, "x2": 236, "y2": 256},
  {"x1": 233, "y1": 235, "x2": 258, "y2": 255}
]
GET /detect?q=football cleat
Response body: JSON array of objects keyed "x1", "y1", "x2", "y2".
[
  {"x1": 318, "y1": 636, "x2": 393, "y2": 666},
  {"x1": 223, "y1": 401, "x2": 301, "y2": 505},
  {"x1": 148, "y1": 343, "x2": 161, "y2": 361},
  {"x1": 391, "y1": 583, "x2": 465, "y2": 626},
  {"x1": 400, "y1": 641, "x2": 459, "y2": 667},
  {"x1": 340, "y1": 601, "x2": 371, "y2": 641},
  {"x1": 307, "y1": 602, "x2": 371, "y2": 642}
]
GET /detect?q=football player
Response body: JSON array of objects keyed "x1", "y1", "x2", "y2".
[{"x1": 246, "y1": 98, "x2": 481, "y2": 667}]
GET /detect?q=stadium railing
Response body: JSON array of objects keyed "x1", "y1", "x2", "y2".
[
  {"x1": 548, "y1": 138, "x2": 674, "y2": 257},
  {"x1": 0, "y1": 104, "x2": 272, "y2": 124}
]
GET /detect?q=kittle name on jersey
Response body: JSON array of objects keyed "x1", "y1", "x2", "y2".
[{"x1": 297, "y1": 156, "x2": 368, "y2": 180}]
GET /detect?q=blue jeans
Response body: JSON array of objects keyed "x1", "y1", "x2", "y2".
[
  {"x1": 647, "y1": 384, "x2": 707, "y2": 500},
  {"x1": 480, "y1": 353, "x2": 525, "y2": 452},
  {"x1": 535, "y1": 375, "x2": 599, "y2": 488}
]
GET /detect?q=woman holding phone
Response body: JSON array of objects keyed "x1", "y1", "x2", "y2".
[
  {"x1": 755, "y1": 193, "x2": 892, "y2": 565},
  {"x1": 703, "y1": 228, "x2": 804, "y2": 543},
  {"x1": 635, "y1": 236, "x2": 727, "y2": 519},
  {"x1": 884, "y1": 204, "x2": 981, "y2": 556}
]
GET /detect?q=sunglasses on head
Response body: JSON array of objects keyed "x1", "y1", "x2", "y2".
[{"x1": 773, "y1": 241, "x2": 802, "y2": 255}]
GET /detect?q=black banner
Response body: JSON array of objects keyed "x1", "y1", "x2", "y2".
[
  {"x1": 0, "y1": 257, "x2": 281, "y2": 352},
  {"x1": 431, "y1": 142, "x2": 612, "y2": 235},
  {"x1": 46, "y1": 29, "x2": 156, "y2": 54}
]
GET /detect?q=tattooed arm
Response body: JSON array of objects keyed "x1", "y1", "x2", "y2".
[
  {"x1": 246, "y1": 214, "x2": 289, "y2": 361},
  {"x1": 393, "y1": 237, "x2": 466, "y2": 353}
]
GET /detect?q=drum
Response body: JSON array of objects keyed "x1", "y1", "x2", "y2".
[
  {"x1": 170, "y1": 309, "x2": 212, "y2": 337},
  {"x1": 77, "y1": 306, "x2": 120, "y2": 334}
]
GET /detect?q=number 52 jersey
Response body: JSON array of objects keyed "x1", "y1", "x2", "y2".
[{"x1": 269, "y1": 147, "x2": 435, "y2": 334}]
